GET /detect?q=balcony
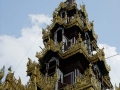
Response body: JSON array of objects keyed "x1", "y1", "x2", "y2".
[{"x1": 61, "y1": 64, "x2": 101, "y2": 90}]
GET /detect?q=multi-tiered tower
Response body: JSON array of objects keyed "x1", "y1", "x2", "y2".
[
  {"x1": 0, "y1": 0, "x2": 113, "y2": 90},
  {"x1": 35, "y1": 0, "x2": 113, "y2": 89}
]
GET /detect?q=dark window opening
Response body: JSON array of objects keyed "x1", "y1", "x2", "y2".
[
  {"x1": 37, "y1": 86, "x2": 41, "y2": 90},
  {"x1": 57, "y1": 30, "x2": 62, "y2": 43},
  {"x1": 61, "y1": 12, "x2": 65, "y2": 18},
  {"x1": 94, "y1": 68, "x2": 100, "y2": 79},
  {"x1": 64, "y1": 74, "x2": 71, "y2": 85},
  {"x1": 48, "y1": 61, "x2": 56, "y2": 76},
  {"x1": 85, "y1": 33, "x2": 92, "y2": 55}
]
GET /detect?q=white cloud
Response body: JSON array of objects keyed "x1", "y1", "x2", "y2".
[
  {"x1": 29, "y1": 14, "x2": 52, "y2": 25},
  {"x1": 0, "y1": 14, "x2": 52, "y2": 84},
  {"x1": 0, "y1": 13, "x2": 120, "y2": 89}
]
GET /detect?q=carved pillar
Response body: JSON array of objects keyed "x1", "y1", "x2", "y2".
[
  {"x1": 74, "y1": 69, "x2": 76, "y2": 83},
  {"x1": 54, "y1": 31, "x2": 57, "y2": 45},
  {"x1": 62, "y1": 28, "x2": 64, "y2": 52}
]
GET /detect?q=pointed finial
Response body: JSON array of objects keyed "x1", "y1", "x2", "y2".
[
  {"x1": 28, "y1": 57, "x2": 32, "y2": 64},
  {"x1": 77, "y1": 33, "x2": 82, "y2": 43},
  {"x1": 28, "y1": 57, "x2": 31, "y2": 61},
  {"x1": 18, "y1": 76, "x2": 21, "y2": 85},
  {"x1": 89, "y1": 63, "x2": 92, "y2": 67},
  {"x1": 89, "y1": 63, "x2": 93, "y2": 77},
  {"x1": 8, "y1": 66, "x2": 12, "y2": 72},
  {"x1": 78, "y1": 33, "x2": 81, "y2": 38}
]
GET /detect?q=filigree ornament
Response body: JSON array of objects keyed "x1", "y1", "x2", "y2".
[
  {"x1": 0, "y1": 66, "x2": 5, "y2": 90},
  {"x1": 55, "y1": 2, "x2": 68, "y2": 12},
  {"x1": 102, "y1": 74, "x2": 113, "y2": 88},
  {"x1": 0, "y1": 66, "x2": 5, "y2": 84},
  {"x1": 30, "y1": 66, "x2": 58, "y2": 90},
  {"x1": 64, "y1": 64, "x2": 101, "y2": 90},
  {"x1": 0, "y1": 0, "x2": 113, "y2": 89},
  {"x1": 80, "y1": 5, "x2": 88, "y2": 18},
  {"x1": 1, "y1": 62, "x2": 58, "y2": 90},
  {"x1": 4, "y1": 68, "x2": 25, "y2": 90},
  {"x1": 27, "y1": 58, "x2": 40, "y2": 76},
  {"x1": 36, "y1": 33, "x2": 101, "y2": 63}
]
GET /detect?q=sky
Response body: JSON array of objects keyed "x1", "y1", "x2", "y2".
[{"x1": 0, "y1": 0, "x2": 120, "y2": 88}]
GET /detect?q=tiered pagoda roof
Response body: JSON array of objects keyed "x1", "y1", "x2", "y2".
[{"x1": 0, "y1": 0, "x2": 113, "y2": 90}]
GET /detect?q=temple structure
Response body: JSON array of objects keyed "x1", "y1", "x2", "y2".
[{"x1": 0, "y1": 0, "x2": 114, "y2": 90}]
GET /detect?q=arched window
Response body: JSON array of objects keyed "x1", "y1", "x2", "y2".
[
  {"x1": 54, "y1": 27, "x2": 64, "y2": 44},
  {"x1": 60, "y1": 10, "x2": 66, "y2": 18}
]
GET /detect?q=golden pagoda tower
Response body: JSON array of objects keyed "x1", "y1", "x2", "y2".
[{"x1": 0, "y1": 0, "x2": 113, "y2": 90}]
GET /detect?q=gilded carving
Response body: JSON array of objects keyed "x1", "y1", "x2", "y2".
[
  {"x1": 27, "y1": 58, "x2": 40, "y2": 75},
  {"x1": 64, "y1": 64, "x2": 101, "y2": 90},
  {"x1": 0, "y1": 66, "x2": 5, "y2": 84},
  {"x1": 36, "y1": 33, "x2": 108, "y2": 67},
  {"x1": 102, "y1": 74, "x2": 113, "y2": 88},
  {"x1": 65, "y1": 64, "x2": 112, "y2": 90},
  {"x1": 55, "y1": 2, "x2": 67, "y2": 12},
  {"x1": 25, "y1": 80, "x2": 37, "y2": 90},
  {"x1": 42, "y1": 28, "x2": 51, "y2": 40},
  {"x1": 0, "y1": 0, "x2": 113, "y2": 89},
  {"x1": 0, "y1": 61, "x2": 58, "y2": 90},
  {"x1": 30, "y1": 66, "x2": 58, "y2": 90},
  {"x1": 3, "y1": 67, "x2": 25, "y2": 90},
  {"x1": 0, "y1": 66, "x2": 5, "y2": 90},
  {"x1": 44, "y1": 10, "x2": 98, "y2": 41},
  {"x1": 80, "y1": 5, "x2": 88, "y2": 18}
]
